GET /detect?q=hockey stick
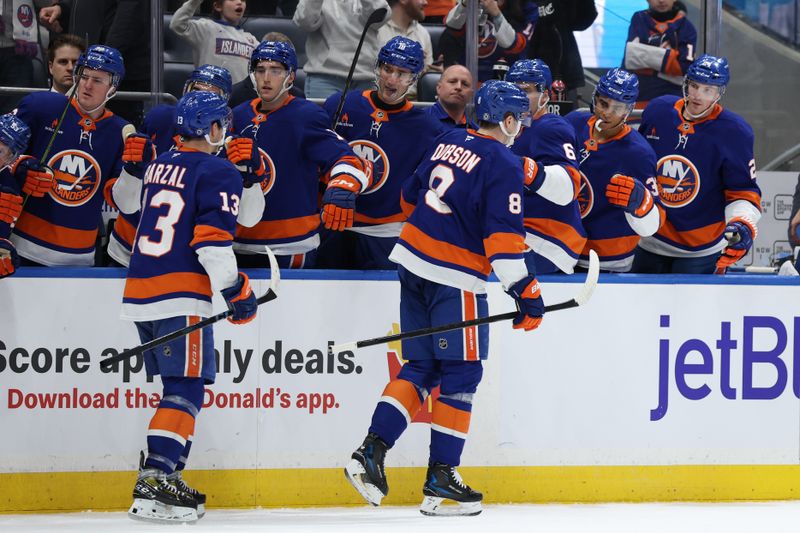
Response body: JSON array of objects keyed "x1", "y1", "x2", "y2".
[
  {"x1": 329, "y1": 249, "x2": 600, "y2": 355},
  {"x1": 99, "y1": 246, "x2": 281, "y2": 370},
  {"x1": 330, "y1": 7, "x2": 388, "y2": 129},
  {"x1": 714, "y1": 230, "x2": 741, "y2": 275}
]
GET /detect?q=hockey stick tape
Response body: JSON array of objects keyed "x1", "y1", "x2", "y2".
[{"x1": 121, "y1": 123, "x2": 136, "y2": 141}]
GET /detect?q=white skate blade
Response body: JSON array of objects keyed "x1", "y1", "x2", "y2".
[
  {"x1": 344, "y1": 459, "x2": 384, "y2": 506},
  {"x1": 128, "y1": 497, "x2": 199, "y2": 523},
  {"x1": 419, "y1": 496, "x2": 482, "y2": 517}
]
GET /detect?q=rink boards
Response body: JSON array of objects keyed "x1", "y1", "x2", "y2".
[{"x1": 1, "y1": 270, "x2": 799, "y2": 511}]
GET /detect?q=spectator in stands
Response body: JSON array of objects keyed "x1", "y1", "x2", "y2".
[
  {"x1": 47, "y1": 34, "x2": 86, "y2": 95},
  {"x1": 623, "y1": 0, "x2": 697, "y2": 106},
  {"x1": 440, "y1": 0, "x2": 537, "y2": 82},
  {"x1": 526, "y1": 0, "x2": 597, "y2": 103},
  {"x1": 39, "y1": 0, "x2": 116, "y2": 44},
  {"x1": 423, "y1": 0, "x2": 454, "y2": 23},
  {"x1": 1, "y1": 0, "x2": 38, "y2": 112},
  {"x1": 229, "y1": 31, "x2": 306, "y2": 107},
  {"x1": 170, "y1": 0, "x2": 260, "y2": 84},
  {"x1": 427, "y1": 64, "x2": 475, "y2": 128},
  {"x1": 378, "y1": 0, "x2": 439, "y2": 100},
  {"x1": 293, "y1": 0, "x2": 391, "y2": 98}
]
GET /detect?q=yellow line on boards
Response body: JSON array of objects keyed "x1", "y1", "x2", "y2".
[{"x1": 2, "y1": 465, "x2": 800, "y2": 513}]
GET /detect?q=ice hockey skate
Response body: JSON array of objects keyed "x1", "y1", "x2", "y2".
[
  {"x1": 128, "y1": 464, "x2": 199, "y2": 523},
  {"x1": 344, "y1": 433, "x2": 389, "y2": 506},
  {"x1": 167, "y1": 470, "x2": 206, "y2": 518},
  {"x1": 419, "y1": 462, "x2": 483, "y2": 516}
]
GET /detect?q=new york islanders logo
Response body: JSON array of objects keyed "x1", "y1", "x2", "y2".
[
  {"x1": 349, "y1": 140, "x2": 389, "y2": 195},
  {"x1": 385, "y1": 323, "x2": 439, "y2": 425},
  {"x1": 656, "y1": 155, "x2": 700, "y2": 208},
  {"x1": 577, "y1": 171, "x2": 593, "y2": 218},
  {"x1": 48, "y1": 150, "x2": 102, "y2": 206},
  {"x1": 257, "y1": 147, "x2": 276, "y2": 195},
  {"x1": 477, "y1": 23, "x2": 498, "y2": 58},
  {"x1": 16, "y1": 4, "x2": 34, "y2": 27}
]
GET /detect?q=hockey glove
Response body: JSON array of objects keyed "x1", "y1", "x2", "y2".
[
  {"x1": 321, "y1": 175, "x2": 362, "y2": 231},
  {"x1": 122, "y1": 133, "x2": 156, "y2": 178},
  {"x1": 0, "y1": 186, "x2": 23, "y2": 225},
  {"x1": 605, "y1": 174, "x2": 653, "y2": 217},
  {"x1": 220, "y1": 272, "x2": 258, "y2": 325},
  {"x1": 226, "y1": 137, "x2": 266, "y2": 187},
  {"x1": 521, "y1": 156, "x2": 543, "y2": 193},
  {"x1": 16, "y1": 159, "x2": 54, "y2": 198},
  {"x1": 716, "y1": 218, "x2": 757, "y2": 271},
  {"x1": 0, "y1": 238, "x2": 20, "y2": 279},
  {"x1": 505, "y1": 275, "x2": 545, "y2": 331}
]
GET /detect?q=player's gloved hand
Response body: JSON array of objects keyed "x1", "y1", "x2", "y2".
[
  {"x1": 0, "y1": 238, "x2": 20, "y2": 279},
  {"x1": 716, "y1": 218, "x2": 757, "y2": 271},
  {"x1": 220, "y1": 272, "x2": 258, "y2": 325},
  {"x1": 605, "y1": 174, "x2": 653, "y2": 217},
  {"x1": 122, "y1": 133, "x2": 156, "y2": 178},
  {"x1": 0, "y1": 186, "x2": 23, "y2": 225},
  {"x1": 321, "y1": 175, "x2": 362, "y2": 231},
  {"x1": 226, "y1": 137, "x2": 265, "y2": 187},
  {"x1": 16, "y1": 159, "x2": 54, "y2": 197},
  {"x1": 505, "y1": 274, "x2": 545, "y2": 331},
  {"x1": 520, "y1": 156, "x2": 543, "y2": 193}
]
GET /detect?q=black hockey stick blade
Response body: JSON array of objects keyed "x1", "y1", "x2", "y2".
[
  {"x1": 329, "y1": 250, "x2": 600, "y2": 354},
  {"x1": 99, "y1": 246, "x2": 281, "y2": 370},
  {"x1": 330, "y1": 7, "x2": 388, "y2": 129}
]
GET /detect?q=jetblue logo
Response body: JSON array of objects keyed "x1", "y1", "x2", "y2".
[{"x1": 652, "y1": 314, "x2": 800, "y2": 421}]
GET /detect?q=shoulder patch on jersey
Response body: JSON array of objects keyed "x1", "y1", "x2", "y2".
[{"x1": 656, "y1": 154, "x2": 700, "y2": 208}]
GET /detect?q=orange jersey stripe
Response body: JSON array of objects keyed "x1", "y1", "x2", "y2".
[
  {"x1": 400, "y1": 194, "x2": 415, "y2": 218},
  {"x1": 483, "y1": 232, "x2": 526, "y2": 259},
  {"x1": 657, "y1": 219, "x2": 726, "y2": 248},
  {"x1": 663, "y1": 49, "x2": 682, "y2": 76},
  {"x1": 524, "y1": 217, "x2": 587, "y2": 255},
  {"x1": 432, "y1": 400, "x2": 472, "y2": 435},
  {"x1": 724, "y1": 190, "x2": 762, "y2": 209},
  {"x1": 114, "y1": 215, "x2": 137, "y2": 246},
  {"x1": 190, "y1": 224, "x2": 233, "y2": 247},
  {"x1": 401, "y1": 223, "x2": 491, "y2": 276},
  {"x1": 236, "y1": 214, "x2": 319, "y2": 241},
  {"x1": 148, "y1": 407, "x2": 196, "y2": 440},
  {"x1": 103, "y1": 178, "x2": 118, "y2": 210},
  {"x1": 382, "y1": 379, "x2": 423, "y2": 419},
  {"x1": 463, "y1": 292, "x2": 478, "y2": 361},
  {"x1": 507, "y1": 33, "x2": 528, "y2": 55},
  {"x1": 566, "y1": 166, "x2": 582, "y2": 200},
  {"x1": 15, "y1": 211, "x2": 97, "y2": 249},
  {"x1": 124, "y1": 272, "x2": 212, "y2": 300},
  {"x1": 583, "y1": 235, "x2": 640, "y2": 257}
]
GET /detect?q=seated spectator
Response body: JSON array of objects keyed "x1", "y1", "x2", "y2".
[
  {"x1": 170, "y1": 0, "x2": 260, "y2": 84},
  {"x1": 293, "y1": 0, "x2": 391, "y2": 99},
  {"x1": 378, "y1": 0, "x2": 439, "y2": 100},
  {"x1": 427, "y1": 64, "x2": 476, "y2": 128},
  {"x1": 440, "y1": 0, "x2": 537, "y2": 82},
  {"x1": 527, "y1": 0, "x2": 597, "y2": 103},
  {"x1": 1, "y1": 0, "x2": 37, "y2": 112},
  {"x1": 229, "y1": 32, "x2": 306, "y2": 107},
  {"x1": 47, "y1": 34, "x2": 86, "y2": 95},
  {"x1": 623, "y1": 0, "x2": 697, "y2": 106}
]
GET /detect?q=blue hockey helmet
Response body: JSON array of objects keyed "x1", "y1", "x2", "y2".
[
  {"x1": 184, "y1": 64, "x2": 233, "y2": 100},
  {"x1": 507, "y1": 59, "x2": 553, "y2": 92},
  {"x1": 686, "y1": 54, "x2": 730, "y2": 87},
  {"x1": 75, "y1": 44, "x2": 125, "y2": 87},
  {"x1": 594, "y1": 68, "x2": 639, "y2": 105},
  {"x1": 250, "y1": 41, "x2": 298, "y2": 74},
  {"x1": 377, "y1": 36, "x2": 425, "y2": 76},
  {"x1": 175, "y1": 91, "x2": 232, "y2": 139},
  {"x1": 474, "y1": 80, "x2": 529, "y2": 124},
  {"x1": 0, "y1": 113, "x2": 30, "y2": 160}
]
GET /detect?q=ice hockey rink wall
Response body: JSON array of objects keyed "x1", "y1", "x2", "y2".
[{"x1": 1, "y1": 267, "x2": 799, "y2": 512}]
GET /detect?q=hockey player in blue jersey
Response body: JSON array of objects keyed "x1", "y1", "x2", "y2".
[
  {"x1": 319, "y1": 36, "x2": 446, "y2": 269},
  {"x1": 123, "y1": 91, "x2": 258, "y2": 524},
  {"x1": 565, "y1": 68, "x2": 664, "y2": 272},
  {"x1": 11, "y1": 44, "x2": 128, "y2": 266},
  {"x1": 507, "y1": 59, "x2": 585, "y2": 274},
  {"x1": 344, "y1": 81, "x2": 545, "y2": 517},
  {"x1": 0, "y1": 114, "x2": 31, "y2": 279},
  {"x1": 231, "y1": 40, "x2": 369, "y2": 269},
  {"x1": 632, "y1": 54, "x2": 762, "y2": 274}
]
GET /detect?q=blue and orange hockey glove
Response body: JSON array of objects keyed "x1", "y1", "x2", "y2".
[
  {"x1": 716, "y1": 218, "x2": 757, "y2": 272},
  {"x1": 521, "y1": 156, "x2": 543, "y2": 193},
  {"x1": 321, "y1": 175, "x2": 362, "y2": 231},
  {"x1": 226, "y1": 137, "x2": 266, "y2": 187},
  {"x1": 0, "y1": 238, "x2": 19, "y2": 279},
  {"x1": 0, "y1": 186, "x2": 22, "y2": 225},
  {"x1": 122, "y1": 133, "x2": 156, "y2": 178},
  {"x1": 15, "y1": 158, "x2": 54, "y2": 197},
  {"x1": 505, "y1": 274, "x2": 545, "y2": 331},
  {"x1": 605, "y1": 174, "x2": 653, "y2": 217},
  {"x1": 220, "y1": 272, "x2": 258, "y2": 325}
]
